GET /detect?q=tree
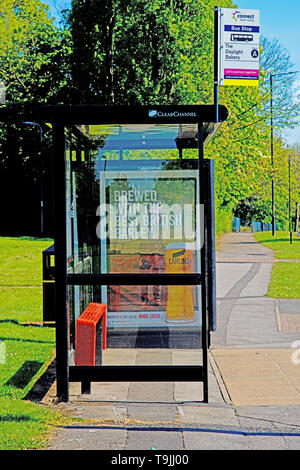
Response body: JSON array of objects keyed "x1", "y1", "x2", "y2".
[
  {"x1": 0, "y1": 0, "x2": 72, "y2": 235},
  {"x1": 67, "y1": 0, "x2": 181, "y2": 104},
  {"x1": 0, "y1": 0, "x2": 299, "y2": 237},
  {"x1": 234, "y1": 195, "x2": 272, "y2": 225},
  {"x1": 0, "y1": 0, "x2": 72, "y2": 104},
  {"x1": 66, "y1": 0, "x2": 300, "y2": 234},
  {"x1": 259, "y1": 37, "x2": 300, "y2": 133}
]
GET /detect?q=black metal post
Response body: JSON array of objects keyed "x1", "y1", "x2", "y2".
[
  {"x1": 198, "y1": 123, "x2": 209, "y2": 403},
  {"x1": 270, "y1": 75, "x2": 276, "y2": 237},
  {"x1": 214, "y1": 6, "x2": 219, "y2": 124},
  {"x1": 52, "y1": 123, "x2": 69, "y2": 402},
  {"x1": 207, "y1": 160, "x2": 217, "y2": 336},
  {"x1": 41, "y1": 175, "x2": 44, "y2": 236},
  {"x1": 81, "y1": 381, "x2": 91, "y2": 395},
  {"x1": 270, "y1": 71, "x2": 298, "y2": 237},
  {"x1": 289, "y1": 154, "x2": 292, "y2": 244}
]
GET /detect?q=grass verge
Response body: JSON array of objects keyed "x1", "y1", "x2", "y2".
[
  {"x1": 253, "y1": 231, "x2": 300, "y2": 259},
  {"x1": 0, "y1": 236, "x2": 53, "y2": 286},
  {"x1": 266, "y1": 262, "x2": 300, "y2": 299},
  {"x1": 0, "y1": 236, "x2": 74, "y2": 449},
  {"x1": 254, "y1": 231, "x2": 300, "y2": 299},
  {"x1": 0, "y1": 397, "x2": 69, "y2": 450}
]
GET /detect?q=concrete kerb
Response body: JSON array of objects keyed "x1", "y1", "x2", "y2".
[{"x1": 208, "y1": 352, "x2": 232, "y2": 405}]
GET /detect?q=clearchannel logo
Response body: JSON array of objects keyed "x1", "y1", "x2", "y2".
[{"x1": 148, "y1": 110, "x2": 197, "y2": 118}]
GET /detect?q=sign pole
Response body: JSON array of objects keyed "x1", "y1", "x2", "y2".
[{"x1": 214, "y1": 6, "x2": 220, "y2": 123}]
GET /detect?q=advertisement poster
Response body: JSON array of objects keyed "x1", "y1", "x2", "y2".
[
  {"x1": 219, "y1": 8, "x2": 260, "y2": 86},
  {"x1": 99, "y1": 170, "x2": 201, "y2": 329}
]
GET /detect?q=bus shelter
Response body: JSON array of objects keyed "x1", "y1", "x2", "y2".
[{"x1": 3, "y1": 104, "x2": 228, "y2": 402}]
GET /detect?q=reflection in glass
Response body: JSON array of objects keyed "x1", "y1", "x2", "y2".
[{"x1": 65, "y1": 123, "x2": 202, "y2": 365}]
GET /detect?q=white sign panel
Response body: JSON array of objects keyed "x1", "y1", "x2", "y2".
[{"x1": 219, "y1": 8, "x2": 260, "y2": 86}]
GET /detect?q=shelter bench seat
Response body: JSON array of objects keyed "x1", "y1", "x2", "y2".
[{"x1": 75, "y1": 303, "x2": 107, "y2": 394}]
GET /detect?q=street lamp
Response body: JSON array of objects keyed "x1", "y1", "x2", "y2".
[
  {"x1": 289, "y1": 154, "x2": 292, "y2": 244},
  {"x1": 288, "y1": 153, "x2": 300, "y2": 245},
  {"x1": 270, "y1": 71, "x2": 298, "y2": 237}
]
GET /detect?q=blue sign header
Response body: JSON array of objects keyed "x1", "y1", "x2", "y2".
[{"x1": 225, "y1": 25, "x2": 259, "y2": 33}]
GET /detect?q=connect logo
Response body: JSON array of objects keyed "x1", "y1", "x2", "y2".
[
  {"x1": 232, "y1": 11, "x2": 238, "y2": 21},
  {"x1": 232, "y1": 10, "x2": 255, "y2": 22},
  {"x1": 148, "y1": 110, "x2": 158, "y2": 117}
]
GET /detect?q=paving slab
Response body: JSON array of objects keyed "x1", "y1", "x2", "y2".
[
  {"x1": 183, "y1": 430, "x2": 249, "y2": 450},
  {"x1": 48, "y1": 426, "x2": 127, "y2": 450},
  {"x1": 177, "y1": 405, "x2": 238, "y2": 426},
  {"x1": 125, "y1": 429, "x2": 184, "y2": 450},
  {"x1": 245, "y1": 434, "x2": 287, "y2": 450},
  {"x1": 216, "y1": 232, "x2": 274, "y2": 262},
  {"x1": 212, "y1": 349, "x2": 300, "y2": 406},
  {"x1": 279, "y1": 299, "x2": 300, "y2": 314},
  {"x1": 126, "y1": 403, "x2": 180, "y2": 423},
  {"x1": 280, "y1": 314, "x2": 300, "y2": 332},
  {"x1": 173, "y1": 382, "x2": 203, "y2": 402}
]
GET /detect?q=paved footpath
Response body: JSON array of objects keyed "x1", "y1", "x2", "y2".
[{"x1": 46, "y1": 232, "x2": 300, "y2": 451}]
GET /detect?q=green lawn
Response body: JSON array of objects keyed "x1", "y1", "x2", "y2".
[
  {"x1": 0, "y1": 287, "x2": 43, "y2": 323},
  {"x1": 0, "y1": 322, "x2": 55, "y2": 399},
  {"x1": 0, "y1": 236, "x2": 53, "y2": 286},
  {"x1": 254, "y1": 231, "x2": 300, "y2": 299},
  {"x1": 0, "y1": 397, "x2": 69, "y2": 450},
  {"x1": 253, "y1": 231, "x2": 300, "y2": 259},
  {"x1": 267, "y1": 262, "x2": 300, "y2": 299},
  {"x1": 0, "y1": 236, "x2": 72, "y2": 450}
]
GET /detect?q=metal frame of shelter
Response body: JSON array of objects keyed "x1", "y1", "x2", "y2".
[{"x1": 0, "y1": 104, "x2": 228, "y2": 403}]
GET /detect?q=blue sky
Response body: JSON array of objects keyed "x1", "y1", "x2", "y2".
[
  {"x1": 42, "y1": 0, "x2": 300, "y2": 145},
  {"x1": 43, "y1": 0, "x2": 69, "y2": 22}
]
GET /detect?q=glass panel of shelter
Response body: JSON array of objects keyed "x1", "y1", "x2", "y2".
[{"x1": 65, "y1": 123, "x2": 203, "y2": 367}]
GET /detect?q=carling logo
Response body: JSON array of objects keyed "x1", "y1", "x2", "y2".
[{"x1": 172, "y1": 249, "x2": 185, "y2": 259}]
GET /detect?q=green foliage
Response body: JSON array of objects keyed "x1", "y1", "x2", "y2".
[
  {"x1": 234, "y1": 195, "x2": 272, "y2": 225},
  {"x1": 0, "y1": 0, "x2": 72, "y2": 104},
  {"x1": 67, "y1": 0, "x2": 237, "y2": 105},
  {"x1": 260, "y1": 37, "x2": 300, "y2": 134},
  {"x1": 215, "y1": 206, "x2": 232, "y2": 239}
]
